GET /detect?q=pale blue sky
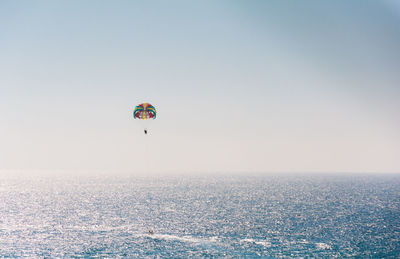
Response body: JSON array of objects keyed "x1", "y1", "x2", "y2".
[{"x1": 1, "y1": 0, "x2": 399, "y2": 174}]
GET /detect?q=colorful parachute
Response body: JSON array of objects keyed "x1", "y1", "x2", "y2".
[{"x1": 133, "y1": 103, "x2": 157, "y2": 120}]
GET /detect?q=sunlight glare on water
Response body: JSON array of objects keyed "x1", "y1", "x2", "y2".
[{"x1": 0, "y1": 174, "x2": 399, "y2": 257}]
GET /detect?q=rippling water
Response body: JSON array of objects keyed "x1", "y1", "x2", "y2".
[{"x1": 0, "y1": 174, "x2": 399, "y2": 258}]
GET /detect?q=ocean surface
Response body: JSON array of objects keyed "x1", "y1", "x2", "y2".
[{"x1": 0, "y1": 174, "x2": 399, "y2": 258}]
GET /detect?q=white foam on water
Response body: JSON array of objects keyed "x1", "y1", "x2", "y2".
[
  {"x1": 241, "y1": 238, "x2": 271, "y2": 247},
  {"x1": 241, "y1": 238, "x2": 256, "y2": 243},
  {"x1": 255, "y1": 241, "x2": 272, "y2": 247},
  {"x1": 208, "y1": 236, "x2": 220, "y2": 242},
  {"x1": 315, "y1": 242, "x2": 332, "y2": 250},
  {"x1": 142, "y1": 233, "x2": 219, "y2": 245}
]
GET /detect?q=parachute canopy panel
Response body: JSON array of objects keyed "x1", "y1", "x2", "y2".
[{"x1": 134, "y1": 103, "x2": 157, "y2": 120}]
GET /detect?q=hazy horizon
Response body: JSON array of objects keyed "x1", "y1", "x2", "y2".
[{"x1": 1, "y1": 0, "x2": 400, "y2": 175}]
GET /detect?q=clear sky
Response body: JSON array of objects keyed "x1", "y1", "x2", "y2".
[{"x1": 1, "y1": 0, "x2": 399, "y2": 175}]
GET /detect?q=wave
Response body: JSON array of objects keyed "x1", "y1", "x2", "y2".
[
  {"x1": 240, "y1": 238, "x2": 272, "y2": 247},
  {"x1": 143, "y1": 233, "x2": 219, "y2": 245},
  {"x1": 315, "y1": 242, "x2": 332, "y2": 250}
]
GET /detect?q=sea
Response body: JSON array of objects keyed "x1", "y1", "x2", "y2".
[{"x1": 0, "y1": 174, "x2": 399, "y2": 258}]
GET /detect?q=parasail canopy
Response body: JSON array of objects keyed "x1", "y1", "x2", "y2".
[{"x1": 133, "y1": 103, "x2": 157, "y2": 120}]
